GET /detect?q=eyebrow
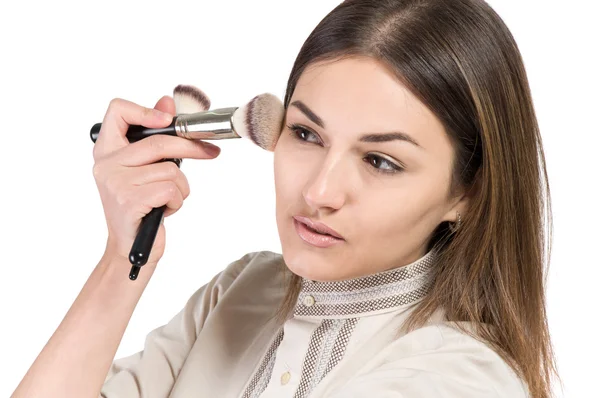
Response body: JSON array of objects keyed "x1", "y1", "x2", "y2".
[{"x1": 290, "y1": 100, "x2": 423, "y2": 149}]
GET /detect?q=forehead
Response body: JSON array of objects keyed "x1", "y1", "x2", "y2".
[{"x1": 290, "y1": 56, "x2": 449, "y2": 154}]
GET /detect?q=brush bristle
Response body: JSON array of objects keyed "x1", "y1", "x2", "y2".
[
  {"x1": 231, "y1": 93, "x2": 284, "y2": 152},
  {"x1": 173, "y1": 84, "x2": 211, "y2": 114}
]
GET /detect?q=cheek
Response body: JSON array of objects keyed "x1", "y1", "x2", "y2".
[
  {"x1": 358, "y1": 198, "x2": 411, "y2": 237},
  {"x1": 355, "y1": 185, "x2": 431, "y2": 238},
  {"x1": 274, "y1": 140, "x2": 311, "y2": 193},
  {"x1": 273, "y1": 143, "x2": 291, "y2": 190},
  {"x1": 358, "y1": 185, "x2": 445, "y2": 245},
  {"x1": 274, "y1": 149, "x2": 294, "y2": 196},
  {"x1": 274, "y1": 145, "x2": 306, "y2": 217}
]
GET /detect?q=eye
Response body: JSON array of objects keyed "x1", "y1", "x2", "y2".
[
  {"x1": 363, "y1": 154, "x2": 404, "y2": 175},
  {"x1": 288, "y1": 123, "x2": 321, "y2": 144},
  {"x1": 286, "y1": 123, "x2": 405, "y2": 175}
]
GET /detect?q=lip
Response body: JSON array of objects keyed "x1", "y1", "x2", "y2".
[
  {"x1": 293, "y1": 219, "x2": 344, "y2": 248},
  {"x1": 293, "y1": 215, "x2": 345, "y2": 240}
]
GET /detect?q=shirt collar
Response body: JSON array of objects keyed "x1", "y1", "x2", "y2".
[{"x1": 293, "y1": 248, "x2": 437, "y2": 319}]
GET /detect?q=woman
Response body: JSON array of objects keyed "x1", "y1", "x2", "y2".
[{"x1": 13, "y1": 0, "x2": 559, "y2": 397}]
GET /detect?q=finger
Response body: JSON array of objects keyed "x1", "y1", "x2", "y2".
[
  {"x1": 113, "y1": 134, "x2": 221, "y2": 167},
  {"x1": 128, "y1": 161, "x2": 191, "y2": 200},
  {"x1": 135, "y1": 181, "x2": 184, "y2": 216},
  {"x1": 164, "y1": 205, "x2": 179, "y2": 218},
  {"x1": 94, "y1": 97, "x2": 174, "y2": 159},
  {"x1": 153, "y1": 95, "x2": 177, "y2": 116}
]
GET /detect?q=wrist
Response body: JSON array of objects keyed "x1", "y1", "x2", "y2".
[{"x1": 102, "y1": 239, "x2": 160, "y2": 271}]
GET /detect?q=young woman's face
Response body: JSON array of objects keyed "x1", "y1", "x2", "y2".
[{"x1": 274, "y1": 56, "x2": 468, "y2": 282}]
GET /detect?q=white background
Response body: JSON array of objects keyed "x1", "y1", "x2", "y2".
[{"x1": 0, "y1": 1, "x2": 597, "y2": 396}]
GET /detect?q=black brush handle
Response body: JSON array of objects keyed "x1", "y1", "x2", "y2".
[
  {"x1": 128, "y1": 157, "x2": 182, "y2": 280},
  {"x1": 90, "y1": 119, "x2": 178, "y2": 143}
]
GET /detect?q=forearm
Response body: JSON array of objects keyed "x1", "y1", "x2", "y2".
[{"x1": 11, "y1": 252, "x2": 158, "y2": 398}]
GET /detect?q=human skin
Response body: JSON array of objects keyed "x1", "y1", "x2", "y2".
[{"x1": 274, "y1": 55, "x2": 470, "y2": 282}]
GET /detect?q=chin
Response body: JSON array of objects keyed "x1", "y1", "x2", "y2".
[
  {"x1": 286, "y1": 259, "x2": 328, "y2": 282},
  {"x1": 280, "y1": 244, "x2": 338, "y2": 282},
  {"x1": 278, "y1": 216, "x2": 346, "y2": 281}
]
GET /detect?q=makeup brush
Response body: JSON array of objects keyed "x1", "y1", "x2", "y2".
[
  {"x1": 90, "y1": 85, "x2": 283, "y2": 150},
  {"x1": 90, "y1": 84, "x2": 284, "y2": 280}
]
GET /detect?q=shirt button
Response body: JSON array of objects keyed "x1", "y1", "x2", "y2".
[
  {"x1": 303, "y1": 295, "x2": 315, "y2": 307},
  {"x1": 281, "y1": 371, "x2": 291, "y2": 385}
]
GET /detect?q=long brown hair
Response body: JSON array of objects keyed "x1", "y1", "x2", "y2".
[{"x1": 272, "y1": 0, "x2": 560, "y2": 397}]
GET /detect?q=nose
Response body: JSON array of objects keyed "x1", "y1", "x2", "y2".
[{"x1": 302, "y1": 155, "x2": 348, "y2": 211}]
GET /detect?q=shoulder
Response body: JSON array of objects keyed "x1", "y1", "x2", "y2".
[
  {"x1": 428, "y1": 322, "x2": 526, "y2": 392},
  {"x1": 340, "y1": 320, "x2": 529, "y2": 397},
  {"x1": 188, "y1": 249, "x2": 287, "y2": 306},
  {"x1": 216, "y1": 249, "x2": 286, "y2": 286},
  {"x1": 378, "y1": 321, "x2": 529, "y2": 397},
  {"x1": 100, "y1": 251, "x2": 287, "y2": 393}
]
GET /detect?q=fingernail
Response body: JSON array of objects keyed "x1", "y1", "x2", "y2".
[{"x1": 203, "y1": 142, "x2": 221, "y2": 156}]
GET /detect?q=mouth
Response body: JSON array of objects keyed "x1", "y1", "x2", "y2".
[
  {"x1": 292, "y1": 215, "x2": 345, "y2": 248},
  {"x1": 292, "y1": 215, "x2": 345, "y2": 240}
]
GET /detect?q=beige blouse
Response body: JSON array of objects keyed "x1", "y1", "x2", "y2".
[{"x1": 99, "y1": 249, "x2": 529, "y2": 397}]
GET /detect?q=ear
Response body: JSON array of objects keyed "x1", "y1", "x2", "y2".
[
  {"x1": 441, "y1": 170, "x2": 480, "y2": 223},
  {"x1": 441, "y1": 194, "x2": 470, "y2": 223}
]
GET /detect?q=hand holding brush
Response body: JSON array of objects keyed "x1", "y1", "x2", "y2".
[
  {"x1": 91, "y1": 90, "x2": 221, "y2": 277},
  {"x1": 91, "y1": 85, "x2": 284, "y2": 280}
]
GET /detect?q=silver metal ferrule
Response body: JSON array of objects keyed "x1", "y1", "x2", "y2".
[{"x1": 175, "y1": 107, "x2": 241, "y2": 140}]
